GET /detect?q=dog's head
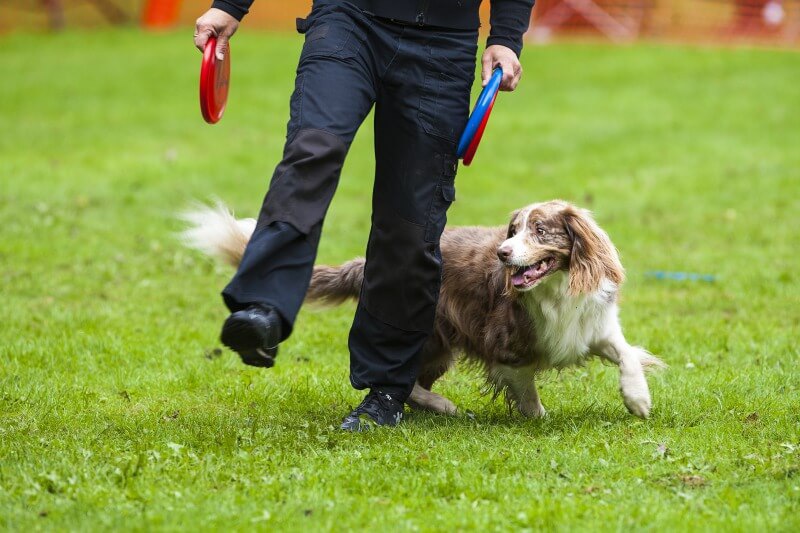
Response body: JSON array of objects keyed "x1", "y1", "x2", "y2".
[{"x1": 497, "y1": 200, "x2": 624, "y2": 295}]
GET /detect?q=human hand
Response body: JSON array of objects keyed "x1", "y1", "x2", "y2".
[
  {"x1": 481, "y1": 45, "x2": 522, "y2": 92},
  {"x1": 194, "y1": 8, "x2": 239, "y2": 60}
]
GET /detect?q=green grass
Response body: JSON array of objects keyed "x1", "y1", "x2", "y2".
[{"x1": 1, "y1": 29, "x2": 799, "y2": 531}]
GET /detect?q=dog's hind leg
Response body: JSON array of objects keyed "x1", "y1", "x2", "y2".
[
  {"x1": 407, "y1": 382, "x2": 458, "y2": 415},
  {"x1": 416, "y1": 360, "x2": 451, "y2": 391},
  {"x1": 407, "y1": 329, "x2": 458, "y2": 414},
  {"x1": 490, "y1": 364, "x2": 546, "y2": 418},
  {"x1": 414, "y1": 329, "x2": 455, "y2": 391}
]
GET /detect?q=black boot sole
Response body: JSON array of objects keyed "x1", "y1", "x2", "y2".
[{"x1": 220, "y1": 313, "x2": 278, "y2": 368}]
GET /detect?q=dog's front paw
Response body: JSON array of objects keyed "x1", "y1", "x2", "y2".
[
  {"x1": 620, "y1": 372, "x2": 652, "y2": 418},
  {"x1": 519, "y1": 400, "x2": 547, "y2": 419},
  {"x1": 622, "y1": 390, "x2": 651, "y2": 418}
]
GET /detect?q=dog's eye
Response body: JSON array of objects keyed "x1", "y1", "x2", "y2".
[
  {"x1": 536, "y1": 226, "x2": 546, "y2": 236},
  {"x1": 507, "y1": 226, "x2": 516, "y2": 238}
]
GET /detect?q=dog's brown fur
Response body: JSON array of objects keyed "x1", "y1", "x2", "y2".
[
  {"x1": 309, "y1": 201, "x2": 625, "y2": 382},
  {"x1": 183, "y1": 199, "x2": 663, "y2": 418}
]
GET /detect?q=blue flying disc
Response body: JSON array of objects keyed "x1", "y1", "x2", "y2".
[{"x1": 457, "y1": 68, "x2": 503, "y2": 159}]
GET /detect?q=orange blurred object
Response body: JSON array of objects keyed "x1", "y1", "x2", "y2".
[{"x1": 142, "y1": 0, "x2": 182, "y2": 28}]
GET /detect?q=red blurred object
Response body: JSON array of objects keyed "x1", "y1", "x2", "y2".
[
  {"x1": 732, "y1": 0, "x2": 785, "y2": 34},
  {"x1": 200, "y1": 36, "x2": 231, "y2": 124},
  {"x1": 529, "y1": 0, "x2": 799, "y2": 44},
  {"x1": 142, "y1": 0, "x2": 181, "y2": 28},
  {"x1": 531, "y1": 0, "x2": 649, "y2": 42}
]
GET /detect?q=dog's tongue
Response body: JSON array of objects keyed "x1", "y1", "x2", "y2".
[
  {"x1": 511, "y1": 269, "x2": 529, "y2": 287},
  {"x1": 512, "y1": 260, "x2": 549, "y2": 287}
]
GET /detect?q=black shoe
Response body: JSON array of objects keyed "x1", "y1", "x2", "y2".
[
  {"x1": 220, "y1": 305, "x2": 282, "y2": 368},
  {"x1": 340, "y1": 390, "x2": 405, "y2": 431}
]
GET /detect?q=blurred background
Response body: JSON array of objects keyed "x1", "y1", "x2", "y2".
[
  {"x1": 3, "y1": 0, "x2": 799, "y2": 45},
  {"x1": 2, "y1": 1, "x2": 799, "y2": 530}
]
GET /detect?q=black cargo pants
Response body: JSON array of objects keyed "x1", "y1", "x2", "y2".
[{"x1": 222, "y1": 1, "x2": 477, "y2": 402}]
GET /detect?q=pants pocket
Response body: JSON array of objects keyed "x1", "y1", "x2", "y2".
[
  {"x1": 424, "y1": 182, "x2": 456, "y2": 243},
  {"x1": 418, "y1": 70, "x2": 458, "y2": 142},
  {"x1": 417, "y1": 54, "x2": 475, "y2": 143},
  {"x1": 424, "y1": 156, "x2": 458, "y2": 243},
  {"x1": 297, "y1": 5, "x2": 366, "y2": 61}
]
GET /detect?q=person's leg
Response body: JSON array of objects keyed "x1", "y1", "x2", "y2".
[
  {"x1": 345, "y1": 24, "x2": 478, "y2": 412},
  {"x1": 221, "y1": 4, "x2": 378, "y2": 366}
]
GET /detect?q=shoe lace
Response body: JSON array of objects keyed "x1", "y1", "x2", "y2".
[{"x1": 354, "y1": 390, "x2": 395, "y2": 418}]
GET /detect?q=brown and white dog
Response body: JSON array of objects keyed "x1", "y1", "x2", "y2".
[{"x1": 182, "y1": 200, "x2": 664, "y2": 419}]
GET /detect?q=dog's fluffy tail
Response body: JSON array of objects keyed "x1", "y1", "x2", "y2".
[
  {"x1": 180, "y1": 201, "x2": 363, "y2": 305},
  {"x1": 180, "y1": 201, "x2": 256, "y2": 267},
  {"x1": 306, "y1": 259, "x2": 364, "y2": 306}
]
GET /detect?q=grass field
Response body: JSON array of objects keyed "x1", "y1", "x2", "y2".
[{"x1": 1, "y1": 30, "x2": 799, "y2": 531}]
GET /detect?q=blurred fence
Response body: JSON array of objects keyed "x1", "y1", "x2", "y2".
[
  {"x1": 0, "y1": 0, "x2": 138, "y2": 31},
  {"x1": 2, "y1": 0, "x2": 798, "y2": 45},
  {"x1": 530, "y1": 0, "x2": 800, "y2": 44}
]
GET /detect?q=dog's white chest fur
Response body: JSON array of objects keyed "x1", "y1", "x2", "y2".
[{"x1": 523, "y1": 273, "x2": 615, "y2": 367}]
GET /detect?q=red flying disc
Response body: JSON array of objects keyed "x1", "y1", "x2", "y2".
[
  {"x1": 199, "y1": 36, "x2": 230, "y2": 124},
  {"x1": 462, "y1": 92, "x2": 497, "y2": 166}
]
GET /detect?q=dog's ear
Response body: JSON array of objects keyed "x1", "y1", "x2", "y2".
[{"x1": 563, "y1": 207, "x2": 624, "y2": 295}]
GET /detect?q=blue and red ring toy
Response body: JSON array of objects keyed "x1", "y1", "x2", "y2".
[{"x1": 457, "y1": 67, "x2": 503, "y2": 166}]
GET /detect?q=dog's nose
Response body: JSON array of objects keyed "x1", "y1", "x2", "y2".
[{"x1": 497, "y1": 246, "x2": 512, "y2": 262}]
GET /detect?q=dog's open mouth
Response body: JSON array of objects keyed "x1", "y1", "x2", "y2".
[{"x1": 510, "y1": 257, "x2": 556, "y2": 289}]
